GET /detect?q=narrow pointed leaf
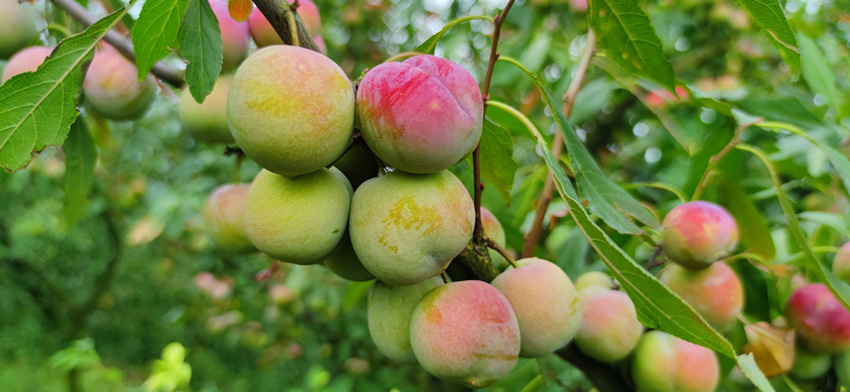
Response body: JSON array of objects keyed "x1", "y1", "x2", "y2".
[
  {"x1": 732, "y1": 0, "x2": 800, "y2": 74},
  {"x1": 179, "y1": 0, "x2": 223, "y2": 102},
  {"x1": 737, "y1": 353, "x2": 777, "y2": 392},
  {"x1": 413, "y1": 16, "x2": 492, "y2": 55},
  {"x1": 133, "y1": 0, "x2": 187, "y2": 80}
]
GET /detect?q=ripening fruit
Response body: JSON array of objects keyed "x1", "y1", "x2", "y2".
[
  {"x1": 366, "y1": 277, "x2": 442, "y2": 364},
  {"x1": 490, "y1": 257, "x2": 581, "y2": 358},
  {"x1": 2, "y1": 45, "x2": 51, "y2": 82},
  {"x1": 480, "y1": 207, "x2": 507, "y2": 269},
  {"x1": 0, "y1": 0, "x2": 40, "y2": 59},
  {"x1": 410, "y1": 280, "x2": 520, "y2": 388},
  {"x1": 789, "y1": 345, "x2": 832, "y2": 380},
  {"x1": 660, "y1": 201, "x2": 739, "y2": 270},
  {"x1": 203, "y1": 183, "x2": 254, "y2": 252},
  {"x1": 659, "y1": 262, "x2": 744, "y2": 330},
  {"x1": 208, "y1": 0, "x2": 250, "y2": 72},
  {"x1": 785, "y1": 283, "x2": 850, "y2": 353},
  {"x1": 244, "y1": 168, "x2": 351, "y2": 264},
  {"x1": 356, "y1": 55, "x2": 483, "y2": 174},
  {"x1": 574, "y1": 270, "x2": 614, "y2": 292},
  {"x1": 832, "y1": 242, "x2": 850, "y2": 282},
  {"x1": 248, "y1": 0, "x2": 322, "y2": 47},
  {"x1": 227, "y1": 45, "x2": 354, "y2": 177},
  {"x1": 323, "y1": 236, "x2": 374, "y2": 282},
  {"x1": 349, "y1": 170, "x2": 473, "y2": 286},
  {"x1": 83, "y1": 46, "x2": 156, "y2": 121},
  {"x1": 179, "y1": 76, "x2": 234, "y2": 144},
  {"x1": 632, "y1": 331, "x2": 720, "y2": 392},
  {"x1": 574, "y1": 288, "x2": 643, "y2": 362}
]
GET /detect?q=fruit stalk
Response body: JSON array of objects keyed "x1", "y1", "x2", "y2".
[
  {"x1": 48, "y1": 0, "x2": 185, "y2": 87},
  {"x1": 251, "y1": 0, "x2": 320, "y2": 52}
]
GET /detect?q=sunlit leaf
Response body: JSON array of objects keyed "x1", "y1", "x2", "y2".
[
  {"x1": 133, "y1": 0, "x2": 187, "y2": 80},
  {"x1": 737, "y1": 353, "x2": 778, "y2": 392},
  {"x1": 733, "y1": 0, "x2": 800, "y2": 74}
]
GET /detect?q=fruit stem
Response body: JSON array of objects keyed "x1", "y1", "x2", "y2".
[
  {"x1": 487, "y1": 238, "x2": 518, "y2": 269},
  {"x1": 440, "y1": 271, "x2": 450, "y2": 284},
  {"x1": 691, "y1": 118, "x2": 761, "y2": 200},
  {"x1": 251, "y1": 0, "x2": 320, "y2": 52},
  {"x1": 522, "y1": 30, "x2": 596, "y2": 258}
]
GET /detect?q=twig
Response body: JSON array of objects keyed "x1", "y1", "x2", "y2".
[
  {"x1": 48, "y1": 0, "x2": 185, "y2": 87},
  {"x1": 251, "y1": 0, "x2": 320, "y2": 52},
  {"x1": 487, "y1": 238, "x2": 518, "y2": 268},
  {"x1": 691, "y1": 119, "x2": 761, "y2": 200},
  {"x1": 521, "y1": 30, "x2": 596, "y2": 258},
  {"x1": 644, "y1": 245, "x2": 665, "y2": 270}
]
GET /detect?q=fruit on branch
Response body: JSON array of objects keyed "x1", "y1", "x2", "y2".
[
  {"x1": 490, "y1": 258, "x2": 581, "y2": 358},
  {"x1": 409, "y1": 280, "x2": 520, "y2": 388},
  {"x1": 323, "y1": 236, "x2": 375, "y2": 282},
  {"x1": 480, "y1": 207, "x2": 507, "y2": 269},
  {"x1": 833, "y1": 242, "x2": 850, "y2": 282},
  {"x1": 574, "y1": 287, "x2": 643, "y2": 362},
  {"x1": 1, "y1": 45, "x2": 51, "y2": 82},
  {"x1": 367, "y1": 277, "x2": 442, "y2": 364},
  {"x1": 574, "y1": 270, "x2": 614, "y2": 292},
  {"x1": 248, "y1": 0, "x2": 323, "y2": 46},
  {"x1": 349, "y1": 170, "x2": 473, "y2": 286},
  {"x1": 789, "y1": 345, "x2": 831, "y2": 380},
  {"x1": 332, "y1": 143, "x2": 379, "y2": 190},
  {"x1": 631, "y1": 331, "x2": 720, "y2": 392},
  {"x1": 660, "y1": 200, "x2": 739, "y2": 270},
  {"x1": 356, "y1": 55, "x2": 483, "y2": 174},
  {"x1": 785, "y1": 283, "x2": 850, "y2": 353},
  {"x1": 209, "y1": 0, "x2": 250, "y2": 72},
  {"x1": 227, "y1": 45, "x2": 354, "y2": 177},
  {"x1": 203, "y1": 183, "x2": 254, "y2": 252},
  {"x1": 244, "y1": 168, "x2": 351, "y2": 264},
  {"x1": 659, "y1": 262, "x2": 744, "y2": 330},
  {"x1": 83, "y1": 45, "x2": 156, "y2": 121},
  {"x1": 0, "y1": 0, "x2": 40, "y2": 59},
  {"x1": 179, "y1": 76, "x2": 235, "y2": 144}
]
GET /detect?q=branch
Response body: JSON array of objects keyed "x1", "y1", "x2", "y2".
[
  {"x1": 555, "y1": 343, "x2": 633, "y2": 392},
  {"x1": 48, "y1": 0, "x2": 185, "y2": 87},
  {"x1": 691, "y1": 119, "x2": 761, "y2": 200},
  {"x1": 522, "y1": 30, "x2": 596, "y2": 258},
  {"x1": 251, "y1": 0, "x2": 321, "y2": 52}
]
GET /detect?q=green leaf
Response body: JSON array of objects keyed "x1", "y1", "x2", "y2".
[
  {"x1": 498, "y1": 56, "x2": 659, "y2": 234},
  {"x1": 717, "y1": 176, "x2": 776, "y2": 260},
  {"x1": 342, "y1": 281, "x2": 372, "y2": 311},
  {"x1": 64, "y1": 119, "x2": 97, "y2": 227},
  {"x1": 737, "y1": 353, "x2": 777, "y2": 392},
  {"x1": 588, "y1": 0, "x2": 675, "y2": 91},
  {"x1": 413, "y1": 15, "x2": 492, "y2": 55},
  {"x1": 798, "y1": 35, "x2": 840, "y2": 113},
  {"x1": 0, "y1": 9, "x2": 127, "y2": 171},
  {"x1": 477, "y1": 120, "x2": 516, "y2": 204},
  {"x1": 731, "y1": 258, "x2": 776, "y2": 322},
  {"x1": 487, "y1": 99, "x2": 735, "y2": 358},
  {"x1": 178, "y1": 0, "x2": 223, "y2": 103},
  {"x1": 736, "y1": 143, "x2": 850, "y2": 311},
  {"x1": 133, "y1": 0, "x2": 187, "y2": 80},
  {"x1": 732, "y1": 0, "x2": 800, "y2": 74}
]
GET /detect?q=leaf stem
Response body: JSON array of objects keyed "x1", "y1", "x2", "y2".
[
  {"x1": 487, "y1": 238, "x2": 518, "y2": 268},
  {"x1": 521, "y1": 30, "x2": 596, "y2": 258}
]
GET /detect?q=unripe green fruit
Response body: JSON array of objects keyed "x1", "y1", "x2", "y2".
[
  {"x1": 323, "y1": 236, "x2": 374, "y2": 282},
  {"x1": 410, "y1": 280, "x2": 520, "y2": 388},
  {"x1": 574, "y1": 270, "x2": 614, "y2": 292},
  {"x1": 632, "y1": 331, "x2": 719, "y2": 392},
  {"x1": 83, "y1": 46, "x2": 156, "y2": 121},
  {"x1": 366, "y1": 277, "x2": 441, "y2": 363},
  {"x1": 2, "y1": 45, "x2": 50, "y2": 82},
  {"x1": 179, "y1": 76, "x2": 234, "y2": 144},
  {"x1": 203, "y1": 183, "x2": 254, "y2": 252},
  {"x1": 349, "y1": 170, "x2": 473, "y2": 286},
  {"x1": 659, "y1": 262, "x2": 744, "y2": 330},
  {"x1": 332, "y1": 143, "x2": 378, "y2": 190},
  {"x1": 0, "y1": 0, "x2": 40, "y2": 59},
  {"x1": 575, "y1": 288, "x2": 643, "y2": 362},
  {"x1": 227, "y1": 45, "x2": 354, "y2": 177},
  {"x1": 244, "y1": 168, "x2": 351, "y2": 264},
  {"x1": 490, "y1": 257, "x2": 581, "y2": 358},
  {"x1": 480, "y1": 207, "x2": 507, "y2": 269},
  {"x1": 660, "y1": 201, "x2": 739, "y2": 270}
]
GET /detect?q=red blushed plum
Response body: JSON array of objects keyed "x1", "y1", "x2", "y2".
[
  {"x1": 659, "y1": 262, "x2": 744, "y2": 330},
  {"x1": 833, "y1": 242, "x2": 850, "y2": 282},
  {"x1": 356, "y1": 55, "x2": 483, "y2": 174},
  {"x1": 575, "y1": 289, "x2": 643, "y2": 362},
  {"x1": 480, "y1": 207, "x2": 507, "y2": 269},
  {"x1": 227, "y1": 45, "x2": 354, "y2": 177},
  {"x1": 410, "y1": 280, "x2": 520, "y2": 388},
  {"x1": 83, "y1": 46, "x2": 156, "y2": 121},
  {"x1": 0, "y1": 0, "x2": 40, "y2": 59},
  {"x1": 632, "y1": 331, "x2": 719, "y2": 392},
  {"x1": 490, "y1": 258, "x2": 581, "y2": 358},
  {"x1": 785, "y1": 283, "x2": 850, "y2": 353},
  {"x1": 2, "y1": 46, "x2": 51, "y2": 82},
  {"x1": 203, "y1": 184, "x2": 254, "y2": 253},
  {"x1": 660, "y1": 201, "x2": 739, "y2": 270},
  {"x1": 367, "y1": 277, "x2": 442, "y2": 364},
  {"x1": 249, "y1": 0, "x2": 322, "y2": 47},
  {"x1": 209, "y1": 0, "x2": 250, "y2": 72}
]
